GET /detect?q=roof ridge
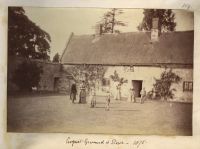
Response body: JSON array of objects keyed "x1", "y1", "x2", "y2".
[{"x1": 72, "y1": 30, "x2": 194, "y2": 38}]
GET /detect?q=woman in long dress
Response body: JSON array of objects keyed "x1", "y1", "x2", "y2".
[
  {"x1": 79, "y1": 81, "x2": 86, "y2": 104},
  {"x1": 140, "y1": 87, "x2": 146, "y2": 104},
  {"x1": 115, "y1": 84, "x2": 121, "y2": 100}
]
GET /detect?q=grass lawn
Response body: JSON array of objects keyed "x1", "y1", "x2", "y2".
[{"x1": 7, "y1": 94, "x2": 192, "y2": 135}]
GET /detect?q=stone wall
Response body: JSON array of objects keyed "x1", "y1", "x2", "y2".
[
  {"x1": 7, "y1": 56, "x2": 72, "y2": 93},
  {"x1": 36, "y1": 61, "x2": 61, "y2": 91}
]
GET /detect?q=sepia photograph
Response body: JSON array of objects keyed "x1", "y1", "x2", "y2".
[{"x1": 7, "y1": 7, "x2": 193, "y2": 136}]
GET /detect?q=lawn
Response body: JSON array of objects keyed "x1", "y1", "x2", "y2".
[{"x1": 7, "y1": 94, "x2": 192, "y2": 135}]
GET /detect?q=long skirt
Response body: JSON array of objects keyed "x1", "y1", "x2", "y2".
[{"x1": 79, "y1": 90, "x2": 86, "y2": 104}]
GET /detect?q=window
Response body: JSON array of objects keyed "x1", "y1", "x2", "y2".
[
  {"x1": 130, "y1": 66, "x2": 134, "y2": 72},
  {"x1": 183, "y1": 81, "x2": 193, "y2": 91},
  {"x1": 123, "y1": 66, "x2": 134, "y2": 72}
]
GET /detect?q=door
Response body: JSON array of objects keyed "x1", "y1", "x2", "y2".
[
  {"x1": 132, "y1": 80, "x2": 143, "y2": 97},
  {"x1": 54, "y1": 77, "x2": 60, "y2": 92}
]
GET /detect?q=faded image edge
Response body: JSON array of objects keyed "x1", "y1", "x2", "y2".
[{"x1": 7, "y1": 7, "x2": 193, "y2": 135}]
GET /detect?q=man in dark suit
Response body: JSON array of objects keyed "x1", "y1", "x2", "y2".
[{"x1": 70, "y1": 82, "x2": 77, "y2": 103}]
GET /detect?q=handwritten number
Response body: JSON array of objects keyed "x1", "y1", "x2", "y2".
[{"x1": 182, "y1": 3, "x2": 191, "y2": 10}]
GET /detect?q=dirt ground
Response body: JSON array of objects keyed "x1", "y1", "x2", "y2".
[{"x1": 7, "y1": 94, "x2": 192, "y2": 135}]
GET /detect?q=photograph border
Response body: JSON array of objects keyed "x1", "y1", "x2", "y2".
[{"x1": 1, "y1": 0, "x2": 200, "y2": 148}]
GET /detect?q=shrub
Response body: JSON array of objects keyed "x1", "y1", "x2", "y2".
[{"x1": 153, "y1": 69, "x2": 181, "y2": 100}]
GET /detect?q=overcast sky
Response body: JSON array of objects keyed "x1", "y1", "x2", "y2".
[{"x1": 24, "y1": 8, "x2": 194, "y2": 59}]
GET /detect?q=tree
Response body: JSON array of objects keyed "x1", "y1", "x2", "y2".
[
  {"x1": 138, "y1": 9, "x2": 176, "y2": 32},
  {"x1": 12, "y1": 60, "x2": 43, "y2": 91},
  {"x1": 110, "y1": 70, "x2": 128, "y2": 85},
  {"x1": 52, "y1": 53, "x2": 60, "y2": 63},
  {"x1": 96, "y1": 8, "x2": 126, "y2": 34},
  {"x1": 153, "y1": 69, "x2": 181, "y2": 100},
  {"x1": 66, "y1": 65, "x2": 106, "y2": 90},
  {"x1": 8, "y1": 7, "x2": 51, "y2": 60}
]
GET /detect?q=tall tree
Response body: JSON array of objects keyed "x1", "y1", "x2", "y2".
[
  {"x1": 12, "y1": 60, "x2": 43, "y2": 91},
  {"x1": 52, "y1": 53, "x2": 60, "y2": 63},
  {"x1": 96, "y1": 8, "x2": 126, "y2": 34},
  {"x1": 8, "y1": 7, "x2": 51, "y2": 60},
  {"x1": 137, "y1": 9, "x2": 176, "y2": 32}
]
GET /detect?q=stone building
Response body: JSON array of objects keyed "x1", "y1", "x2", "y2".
[
  {"x1": 7, "y1": 56, "x2": 73, "y2": 94},
  {"x1": 61, "y1": 25, "x2": 193, "y2": 102}
]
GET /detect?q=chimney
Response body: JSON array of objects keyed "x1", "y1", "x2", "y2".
[
  {"x1": 95, "y1": 24, "x2": 103, "y2": 36},
  {"x1": 151, "y1": 18, "x2": 159, "y2": 42},
  {"x1": 93, "y1": 24, "x2": 103, "y2": 43},
  {"x1": 100, "y1": 24, "x2": 103, "y2": 35}
]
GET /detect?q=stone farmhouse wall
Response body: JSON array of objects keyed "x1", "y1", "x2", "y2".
[{"x1": 104, "y1": 66, "x2": 193, "y2": 103}]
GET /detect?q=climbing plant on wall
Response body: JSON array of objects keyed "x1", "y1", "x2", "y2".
[{"x1": 153, "y1": 69, "x2": 181, "y2": 100}]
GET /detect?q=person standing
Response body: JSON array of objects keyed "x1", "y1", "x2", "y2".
[
  {"x1": 132, "y1": 88, "x2": 136, "y2": 102},
  {"x1": 70, "y1": 82, "x2": 77, "y2": 103},
  {"x1": 128, "y1": 88, "x2": 133, "y2": 102},
  {"x1": 79, "y1": 81, "x2": 86, "y2": 104},
  {"x1": 105, "y1": 91, "x2": 111, "y2": 111},
  {"x1": 140, "y1": 87, "x2": 146, "y2": 104},
  {"x1": 115, "y1": 84, "x2": 121, "y2": 100},
  {"x1": 128, "y1": 88, "x2": 136, "y2": 103},
  {"x1": 90, "y1": 87, "x2": 96, "y2": 108}
]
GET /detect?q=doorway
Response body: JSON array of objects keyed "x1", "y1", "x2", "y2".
[
  {"x1": 54, "y1": 77, "x2": 60, "y2": 92},
  {"x1": 132, "y1": 80, "x2": 143, "y2": 97}
]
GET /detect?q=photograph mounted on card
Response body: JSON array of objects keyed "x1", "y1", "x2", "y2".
[{"x1": 7, "y1": 7, "x2": 194, "y2": 135}]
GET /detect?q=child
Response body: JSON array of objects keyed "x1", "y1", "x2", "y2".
[
  {"x1": 105, "y1": 91, "x2": 111, "y2": 111},
  {"x1": 90, "y1": 88, "x2": 96, "y2": 108},
  {"x1": 128, "y1": 88, "x2": 136, "y2": 103}
]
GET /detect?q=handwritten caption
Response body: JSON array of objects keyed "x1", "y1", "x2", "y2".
[
  {"x1": 182, "y1": 3, "x2": 191, "y2": 10},
  {"x1": 66, "y1": 137, "x2": 147, "y2": 148}
]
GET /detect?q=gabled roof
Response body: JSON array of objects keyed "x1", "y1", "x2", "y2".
[{"x1": 61, "y1": 31, "x2": 193, "y2": 66}]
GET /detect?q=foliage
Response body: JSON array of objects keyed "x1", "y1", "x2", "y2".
[
  {"x1": 8, "y1": 7, "x2": 51, "y2": 60},
  {"x1": 66, "y1": 65, "x2": 106, "y2": 89},
  {"x1": 153, "y1": 69, "x2": 181, "y2": 100},
  {"x1": 110, "y1": 70, "x2": 128, "y2": 85},
  {"x1": 12, "y1": 60, "x2": 43, "y2": 91},
  {"x1": 95, "y1": 8, "x2": 126, "y2": 34},
  {"x1": 52, "y1": 53, "x2": 60, "y2": 63},
  {"x1": 137, "y1": 9, "x2": 176, "y2": 32}
]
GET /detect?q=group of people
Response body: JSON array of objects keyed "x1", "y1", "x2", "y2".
[
  {"x1": 114, "y1": 84, "x2": 146, "y2": 104},
  {"x1": 113, "y1": 83, "x2": 146, "y2": 104},
  {"x1": 128, "y1": 87, "x2": 146, "y2": 104},
  {"x1": 70, "y1": 80, "x2": 147, "y2": 112},
  {"x1": 69, "y1": 81, "x2": 111, "y2": 110},
  {"x1": 70, "y1": 81, "x2": 86, "y2": 104}
]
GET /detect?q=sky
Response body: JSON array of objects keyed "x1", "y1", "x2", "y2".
[{"x1": 24, "y1": 8, "x2": 194, "y2": 59}]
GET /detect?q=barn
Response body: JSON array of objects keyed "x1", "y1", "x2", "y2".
[{"x1": 61, "y1": 26, "x2": 193, "y2": 102}]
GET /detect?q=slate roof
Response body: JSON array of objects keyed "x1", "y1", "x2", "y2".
[{"x1": 61, "y1": 31, "x2": 193, "y2": 66}]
